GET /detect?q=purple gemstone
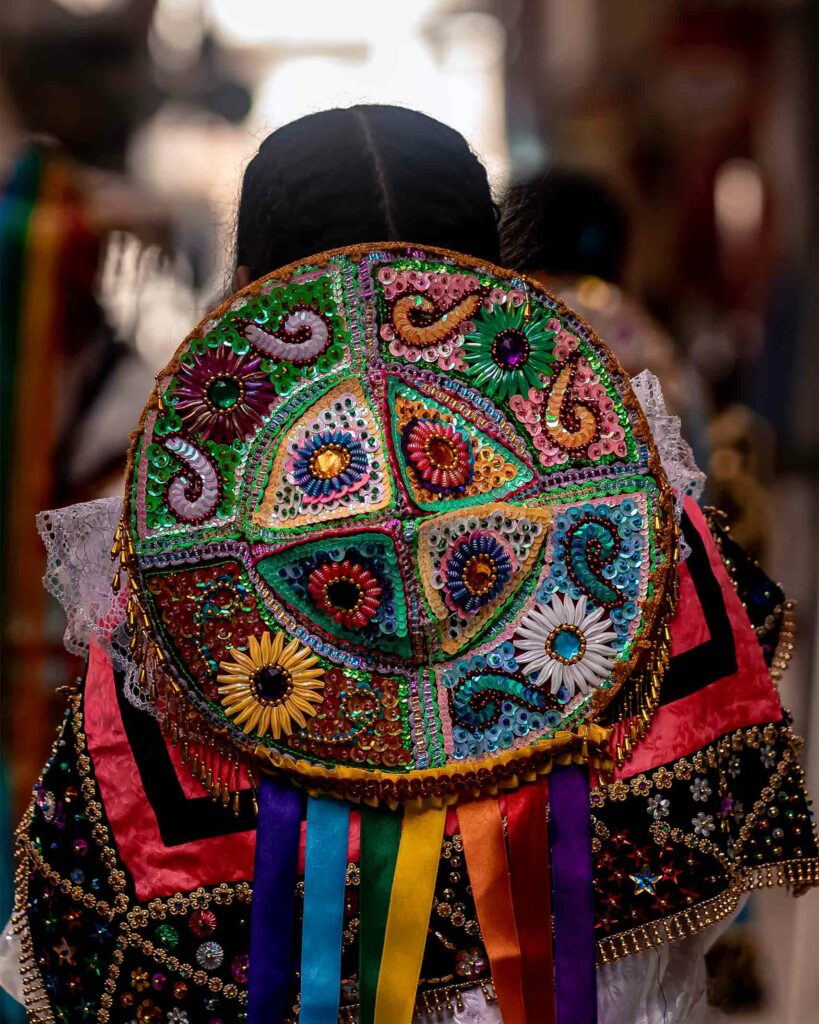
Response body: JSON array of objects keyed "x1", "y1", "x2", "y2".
[
  {"x1": 231, "y1": 954, "x2": 249, "y2": 984},
  {"x1": 492, "y1": 329, "x2": 529, "y2": 369}
]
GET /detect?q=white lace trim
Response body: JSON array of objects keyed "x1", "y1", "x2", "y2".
[
  {"x1": 632, "y1": 371, "x2": 705, "y2": 561},
  {"x1": 36, "y1": 374, "x2": 703, "y2": 704},
  {"x1": 632, "y1": 370, "x2": 705, "y2": 510},
  {"x1": 36, "y1": 498, "x2": 152, "y2": 714}
]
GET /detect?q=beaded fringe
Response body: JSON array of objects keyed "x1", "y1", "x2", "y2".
[
  {"x1": 743, "y1": 857, "x2": 819, "y2": 893},
  {"x1": 596, "y1": 880, "x2": 742, "y2": 965},
  {"x1": 770, "y1": 600, "x2": 796, "y2": 682},
  {"x1": 596, "y1": 857, "x2": 819, "y2": 966},
  {"x1": 12, "y1": 840, "x2": 54, "y2": 1023},
  {"x1": 331, "y1": 978, "x2": 497, "y2": 1023}
]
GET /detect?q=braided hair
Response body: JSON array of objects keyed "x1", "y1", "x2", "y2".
[{"x1": 235, "y1": 105, "x2": 500, "y2": 277}]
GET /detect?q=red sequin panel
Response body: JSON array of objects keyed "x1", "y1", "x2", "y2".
[
  {"x1": 287, "y1": 669, "x2": 412, "y2": 769},
  {"x1": 145, "y1": 561, "x2": 264, "y2": 701}
]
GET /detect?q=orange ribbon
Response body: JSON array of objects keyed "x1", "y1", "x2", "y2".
[{"x1": 457, "y1": 798, "x2": 526, "y2": 1024}]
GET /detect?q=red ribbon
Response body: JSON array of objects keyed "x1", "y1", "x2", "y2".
[
  {"x1": 507, "y1": 781, "x2": 556, "y2": 1024},
  {"x1": 458, "y1": 798, "x2": 527, "y2": 1024}
]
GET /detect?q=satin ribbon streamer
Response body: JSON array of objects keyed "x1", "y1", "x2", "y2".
[
  {"x1": 507, "y1": 781, "x2": 556, "y2": 1024},
  {"x1": 550, "y1": 764, "x2": 597, "y2": 1024},
  {"x1": 374, "y1": 804, "x2": 446, "y2": 1024},
  {"x1": 300, "y1": 795, "x2": 351, "y2": 1024},
  {"x1": 248, "y1": 775, "x2": 302, "y2": 1024},
  {"x1": 358, "y1": 806, "x2": 401, "y2": 1024},
  {"x1": 458, "y1": 798, "x2": 527, "y2": 1024}
]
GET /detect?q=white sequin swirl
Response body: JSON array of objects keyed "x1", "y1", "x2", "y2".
[
  {"x1": 243, "y1": 310, "x2": 329, "y2": 362},
  {"x1": 165, "y1": 437, "x2": 220, "y2": 521}
]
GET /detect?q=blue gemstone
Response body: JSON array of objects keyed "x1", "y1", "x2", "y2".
[{"x1": 552, "y1": 627, "x2": 583, "y2": 661}]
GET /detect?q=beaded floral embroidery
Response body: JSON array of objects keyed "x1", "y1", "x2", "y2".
[{"x1": 119, "y1": 243, "x2": 678, "y2": 802}]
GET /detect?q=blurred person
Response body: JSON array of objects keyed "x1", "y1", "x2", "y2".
[
  {"x1": 2, "y1": 106, "x2": 816, "y2": 1024},
  {"x1": 500, "y1": 168, "x2": 710, "y2": 467},
  {"x1": 0, "y1": 18, "x2": 173, "y2": 1022},
  {"x1": 0, "y1": 6, "x2": 174, "y2": 807}
]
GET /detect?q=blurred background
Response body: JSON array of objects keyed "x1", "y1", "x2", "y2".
[{"x1": 1, "y1": 0, "x2": 818, "y2": 1020}]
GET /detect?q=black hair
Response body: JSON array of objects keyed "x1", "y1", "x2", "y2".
[
  {"x1": 500, "y1": 169, "x2": 629, "y2": 285},
  {"x1": 235, "y1": 105, "x2": 500, "y2": 277}
]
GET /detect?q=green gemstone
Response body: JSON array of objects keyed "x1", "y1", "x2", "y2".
[
  {"x1": 208, "y1": 375, "x2": 241, "y2": 410},
  {"x1": 155, "y1": 923, "x2": 180, "y2": 949}
]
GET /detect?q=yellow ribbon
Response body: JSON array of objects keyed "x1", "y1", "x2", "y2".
[{"x1": 373, "y1": 804, "x2": 447, "y2": 1024}]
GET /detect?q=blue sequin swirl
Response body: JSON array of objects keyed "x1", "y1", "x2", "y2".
[
  {"x1": 451, "y1": 673, "x2": 548, "y2": 729},
  {"x1": 565, "y1": 516, "x2": 623, "y2": 607}
]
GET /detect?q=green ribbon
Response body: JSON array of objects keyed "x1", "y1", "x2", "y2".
[{"x1": 358, "y1": 805, "x2": 402, "y2": 1024}]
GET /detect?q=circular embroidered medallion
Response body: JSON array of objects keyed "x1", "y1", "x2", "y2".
[{"x1": 121, "y1": 243, "x2": 678, "y2": 803}]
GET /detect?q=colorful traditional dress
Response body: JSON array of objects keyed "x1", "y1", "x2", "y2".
[{"x1": 5, "y1": 244, "x2": 816, "y2": 1024}]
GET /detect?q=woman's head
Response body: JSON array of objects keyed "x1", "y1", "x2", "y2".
[
  {"x1": 501, "y1": 168, "x2": 629, "y2": 285},
  {"x1": 235, "y1": 105, "x2": 499, "y2": 284}
]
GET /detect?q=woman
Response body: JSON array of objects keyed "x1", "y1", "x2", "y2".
[{"x1": 5, "y1": 106, "x2": 816, "y2": 1024}]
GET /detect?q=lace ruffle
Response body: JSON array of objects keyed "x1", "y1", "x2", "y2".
[
  {"x1": 37, "y1": 498, "x2": 153, "y2": 714},
  {"x1": 631, "y1": 370, "x2": 705, "y2": 510}
]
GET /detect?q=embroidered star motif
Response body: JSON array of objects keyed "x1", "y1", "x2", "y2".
[
  {"x1": 626, "y1": 844, "x2": 653, "y2": 866},
  {"x1": 63, "y1": 909, "x2": 82, "y2": 932},
  {"x1": 53, "y1": 937, "x2": 76, "y2": 965},
  {"x1": 90, "y1": 922, "x2": 112, "y2": 944},
  {"x1": 629, "y1": 869, "x2": 661, "y2": 895},
  {"x1": 661, "y1": 863, "x2": 683, "y2": 884},
  {"x1": 609, "y1": 831, "x2": 633, "y2": 851},
  {"x1": 652, "y1": 893, "x2": 674, "y2": 913}
]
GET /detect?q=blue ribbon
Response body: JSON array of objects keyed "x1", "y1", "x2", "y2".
[
  {"x1": 248, "y1": 774, "x2": 303, "y2": 1024},
  {"x1": 300, "y1": 796, "x2": 351, "y2": 1024},
  {"x1": 550, "y1": 764, "x2": 597, "y2": 1024}
]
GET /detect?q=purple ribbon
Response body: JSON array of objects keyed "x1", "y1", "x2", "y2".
[
  {"x1": 550, "y1": 764, "x2": 597, "y2": 1024},
  {"x1": 248, "y1": 774, "x2": 303, "y2": 1024}
]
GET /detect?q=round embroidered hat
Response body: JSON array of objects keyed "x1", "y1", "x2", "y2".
[{"x1": 117, "y1": 242, "x2": 678, "y2": 806}]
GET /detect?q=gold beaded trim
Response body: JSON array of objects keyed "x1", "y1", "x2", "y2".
[
  {"x1": 15, "y1": 690, "x2": 819, "y2": 1011},
  {"x1": 596, "y1": 879, "x2": 743, "y2": 965},
  {"x1": 330, "y1": 978, "x2": 497, "y2": 1024},
  {"x1": 705, "y1": 505, "x2": 796, "y2": 684},
  {"x1": 12, "y1": 844, "x2": 54, "y2": 1022},
  {"x1": 593, "y1": 717, "x2": 819, "y2": 964},
  {"x1": 771, "y1": 600, "x2": 796, "y2": 682},
  {"x1": 597, "y1": 854, "x2": 819, "y2": 966}
]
